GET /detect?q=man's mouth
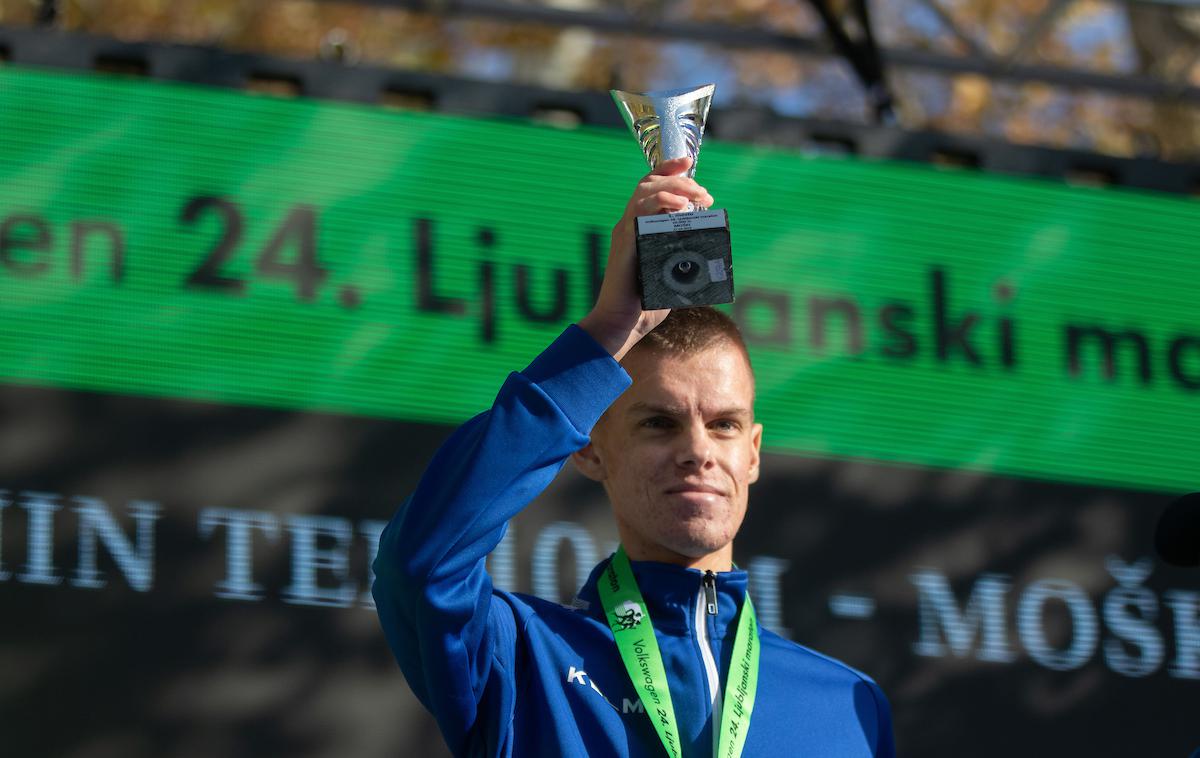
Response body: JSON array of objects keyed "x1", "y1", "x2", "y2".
[{"x1": 664, "y1": 483, "x2": 726, "y2": 497}]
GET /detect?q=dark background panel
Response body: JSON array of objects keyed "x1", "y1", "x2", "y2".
[{"x1": 0, "y1": 384, "x2": 1196, "y2": 757}]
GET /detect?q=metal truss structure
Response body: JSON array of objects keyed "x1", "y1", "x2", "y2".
[
  {"x1": 18, "y1": 0, "x2": 1200, "y2": 106},
  {"x1": 0, "y1": 21, "x2": 1197, "y2": 196},
  {"x1": 314, "y1": 0, "x2": 1200, "y2": 106}
]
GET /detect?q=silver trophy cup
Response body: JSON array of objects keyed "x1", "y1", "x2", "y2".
[{"x1": 611, "y1": 84, "x2": 733, "y2": 309}]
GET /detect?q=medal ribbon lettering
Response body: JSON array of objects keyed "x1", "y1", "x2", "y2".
[{"x1": 598, "y1": 546, "x2": 760, "y2": 758}]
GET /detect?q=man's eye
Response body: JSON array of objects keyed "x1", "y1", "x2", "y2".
[
  {"x1": 640, "y1": 417, "x2": 673, "y2": 429},
  {"x1": 712, "y1": 420, "x2": 740, "y2": 432}
]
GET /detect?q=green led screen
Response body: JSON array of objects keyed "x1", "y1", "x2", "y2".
[{"x1": 0, "y1": 65, "x2": 1197, "y2": 492}]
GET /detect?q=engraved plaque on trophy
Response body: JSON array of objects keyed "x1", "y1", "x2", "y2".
[{"x1": 611, "y1": 84, "x2": 733, "y2": 309}]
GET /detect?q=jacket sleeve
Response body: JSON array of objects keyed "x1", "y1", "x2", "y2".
[
  {"x1": 371, "y1": 325, "x2": 630, "y2": 754},
  {"x1": 870, "y1": 681, "x2": 896, "y2": 758}
]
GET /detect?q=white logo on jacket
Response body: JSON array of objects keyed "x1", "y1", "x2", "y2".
[{"x1": 566, "y1": 666, "x2": 620, "y2": 712}]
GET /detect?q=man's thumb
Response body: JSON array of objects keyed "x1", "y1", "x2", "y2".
[{"x1": 652, "y1": 156, "x2": 692, "y2": 177}]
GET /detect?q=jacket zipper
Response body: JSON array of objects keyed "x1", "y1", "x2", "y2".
[{"x1": 696, "y1": 570, "x2": 721, "y2": 756}]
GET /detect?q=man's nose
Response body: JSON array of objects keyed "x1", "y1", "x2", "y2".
[{"x1": 674, "y1": 423, "x2": 713, "y2": 468}]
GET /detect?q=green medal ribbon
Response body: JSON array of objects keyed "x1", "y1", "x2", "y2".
[{"x1": 598, "y1": 546, "x2": 760, "y2": 758}]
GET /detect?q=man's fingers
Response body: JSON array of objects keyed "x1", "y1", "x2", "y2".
[
  {"x1": 632, "y1": 188, "x2": 714, "y2": 215},
  {"x1": 651, "y1": 156, "x2": 693, "y2": 177},
  {"x1": 637, "y1": 191, "x2": 690, "y2": 215},
  {"x1": 632, "y1": 175, "x2": 712, "y2": 212},
  {"x1": 641, "y1": 174, "x2": 705, "y2": 195}
]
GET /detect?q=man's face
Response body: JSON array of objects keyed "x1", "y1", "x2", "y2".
[{"x1": 573, "y1": 341, "x2": 762, "y2": 568}]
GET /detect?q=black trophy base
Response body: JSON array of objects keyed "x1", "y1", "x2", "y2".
[{"x1": 635, "y1": 208, "x2": 733, "y2": 310}]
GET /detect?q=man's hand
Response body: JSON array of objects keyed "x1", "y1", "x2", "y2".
[{"x1": 579, "y1": 157, "x2": 715, "y2": 361}]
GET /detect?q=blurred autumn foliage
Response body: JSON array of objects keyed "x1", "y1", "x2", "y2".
[{"x1": 0, "y1": 0, "x2": 1196, "y2": 161}]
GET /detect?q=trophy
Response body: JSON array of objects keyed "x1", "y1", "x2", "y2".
[{"x1": 611, "y1": 84, "x2": 733, "y2": 309}]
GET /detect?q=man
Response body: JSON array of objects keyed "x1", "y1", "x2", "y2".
[{"x1": 372, "y1": 157, "x2": 895, "y2": 757}]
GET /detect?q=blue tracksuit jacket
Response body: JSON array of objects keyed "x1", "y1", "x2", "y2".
[{"x1": 373, "y1": 325, "x2": 896, "y2": 757}]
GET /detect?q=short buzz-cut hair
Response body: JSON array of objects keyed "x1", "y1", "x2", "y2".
[{"x1": 624, "y1": 307, "x2": 752, "y2": 374}]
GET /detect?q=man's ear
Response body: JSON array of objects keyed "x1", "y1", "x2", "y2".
[
  {"x1": 571, "y1": 442, "x2": 606, "y2": 482},
  {"x1": 748, "y1": 422, "x2": 763, "y2": 484}
]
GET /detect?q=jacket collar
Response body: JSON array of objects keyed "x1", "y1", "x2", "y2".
[{"x1": 576, "y1": 554, "x2": 750, "y2": 639}]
